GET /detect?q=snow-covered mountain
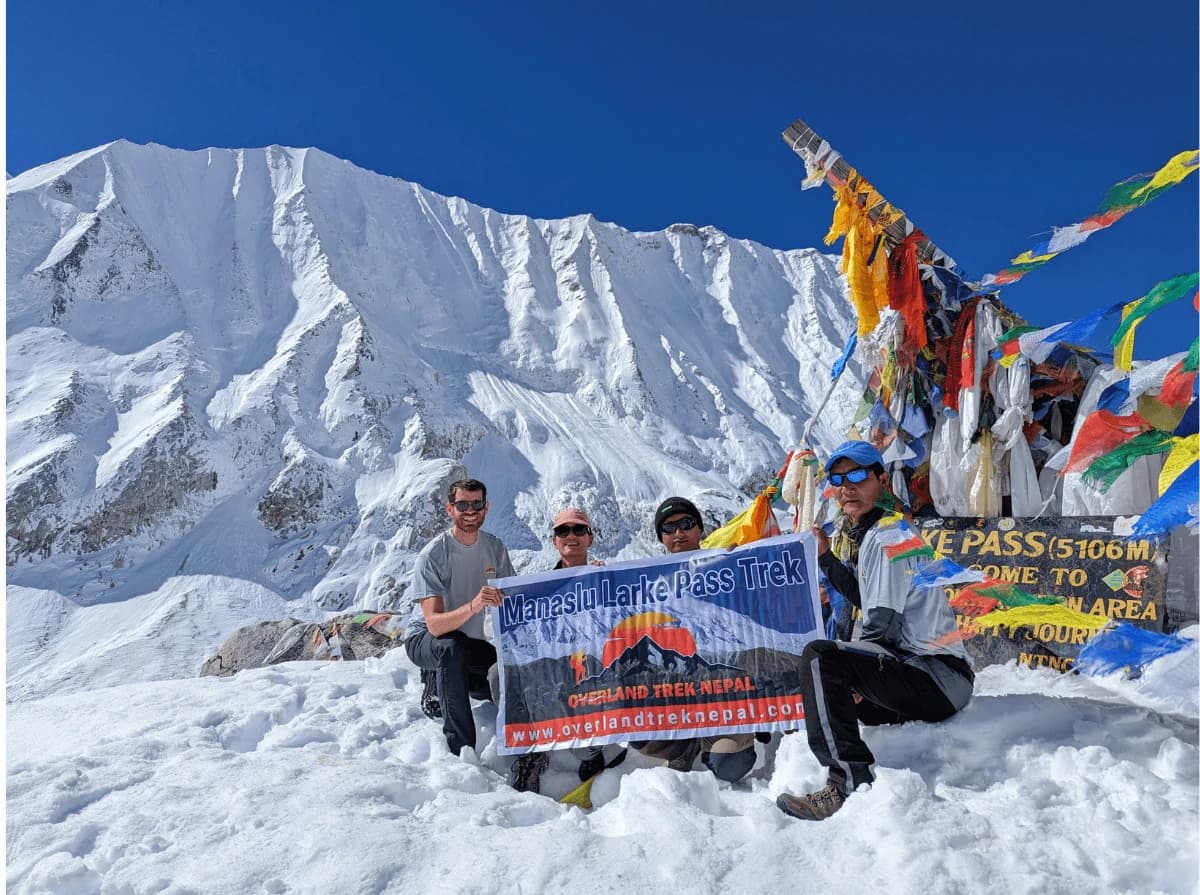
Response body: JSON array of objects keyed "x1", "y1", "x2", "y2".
[{"x1": 6, "y1": 141, "x2": 860, "y2": 697}]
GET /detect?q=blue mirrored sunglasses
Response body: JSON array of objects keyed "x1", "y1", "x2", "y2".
[{"x1": 828, "y1": 467, "x2": 872, "y2": 487}]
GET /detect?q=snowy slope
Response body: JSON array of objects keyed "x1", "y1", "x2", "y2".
[
  {"x1": 5, "y1": 579, "x2": 318, "y2": 703},
  {"x1": 7, "y1": 141, "x2": 861, "y2": 699},
  {"x1": 7, "y1": 649, "x2": 1198, "y2": 895}
]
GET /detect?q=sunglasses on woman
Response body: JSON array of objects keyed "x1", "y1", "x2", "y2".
[
  {"x1": 660, "y1": 517, "x2": 698, "y2": 534},
  {"x1": 452, "y1": 499, "x2": 487, "y2": 512},
  {"x1": 554, "y1": 524, "x2": 592, "y2": 538},
  {"x1": 828, "y1": 467, "x2": 872, "y2": 487}
]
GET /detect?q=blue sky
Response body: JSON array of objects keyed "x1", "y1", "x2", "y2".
[{"x1": 8, "y1": 0, "x2": 1198, "y2": 360}]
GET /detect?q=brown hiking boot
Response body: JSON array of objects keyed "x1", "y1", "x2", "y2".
[{"x1": 776, "y1": 783, "x2": 846, "y2": 821}]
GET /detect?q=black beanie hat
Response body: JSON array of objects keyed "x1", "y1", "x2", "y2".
[{"x1": 654, "y1": 496, "x2": 703, "y2": 538}]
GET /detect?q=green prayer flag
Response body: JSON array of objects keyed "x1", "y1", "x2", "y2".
[
  {"x1": 1082, "y1": 430, "x2": 1175, "y2": 491},
  {"x1": 1111, "y1": 273, "x2": 1199, "y2": 347}
]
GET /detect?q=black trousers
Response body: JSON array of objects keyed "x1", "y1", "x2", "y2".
[
  {"x1": 799, "y1": 639, "x2": 959, "y2": 794},
  {"x1": 405, "y1": 630, "x2": 496, "y2": 756}
]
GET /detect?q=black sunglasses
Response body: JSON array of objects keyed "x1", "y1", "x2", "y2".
[
  {"x1": 828, "y1": 467, "x2": 872, "y2": 487},
  {"x1": 660, "y1": 517, "x2": 698, "y2": 535},
  {"x1": 554, "y1": 524, "x2": 592, "y2": 538},
  {"x1": 451, "y1": 499, "x2": 487, "y2": 512}
]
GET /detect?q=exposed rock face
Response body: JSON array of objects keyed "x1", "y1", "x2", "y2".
[
  {"x1": 77, "y1": 415, "x2": 219, "y2": 553},
  {"x1": 200, "y1": 611, "x2": 406, "y2": 677},
  {"x1": 200, "y1": 618, "x2": 306, "y2": 677}
]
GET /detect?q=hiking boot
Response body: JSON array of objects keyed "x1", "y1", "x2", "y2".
[
  {"x1": 666, "y1": 750, "x2": 697, "y2": 772},
  {"x1": 509, "y1": 753, "x2": 550, "y2": 793},
  {"x1": 776, "y1": 783, "x2": 846, "y2": 821},
  {"x1": 577, "y1": 748, "x2": 607, "y2": 781},
  {"x1": 419, "y1": 670, "x2": 441, "y2": 720}
]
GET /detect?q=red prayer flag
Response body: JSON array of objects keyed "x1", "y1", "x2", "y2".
[
  {"x1": 1160, "y1": 359, "x2": 1198, "y2": 409},
  {"x1": 886, "y1": 230, "x2": 928, "y2": 353},
  {"x1": 1064, "y1": 410, "x2": 1154, "y2": 475}
]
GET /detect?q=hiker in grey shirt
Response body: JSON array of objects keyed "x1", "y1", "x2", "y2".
[{"x1": 404, "y1": 478, "x2": 515, "y2": 756}]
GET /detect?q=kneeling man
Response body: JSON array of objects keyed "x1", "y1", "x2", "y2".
[
  {"x1": 777, "y1": 442, "x2": 974, "y2": 820},
  {"x1": 404, "y1": 478, "x2": 514, "y2": 756}
]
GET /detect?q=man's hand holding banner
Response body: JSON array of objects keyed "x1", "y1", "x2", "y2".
[{"x1": 490, "y1": 532, "x2": 823, "y2": 754}]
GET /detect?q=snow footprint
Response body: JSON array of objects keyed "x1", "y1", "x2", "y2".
[
  {"x1": 219, "y1": 690, "x2": 308, "y2": 753},
  {"x1": 479, "y1": 798, "x2": 563, "y2": 828}
]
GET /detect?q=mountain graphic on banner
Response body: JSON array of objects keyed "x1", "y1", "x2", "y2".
[
  {"x1": 599, "y1": 612, "x2": 697, "y2": 668},
  {"x1": 586, "y1": 634, "x2": 739, "y2": 683}
]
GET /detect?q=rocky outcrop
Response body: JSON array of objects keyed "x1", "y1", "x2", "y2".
[
  {"x1": 200, "y1": 610, "x2": 406, "y2": 677},
  {"x1": 257, "y1": 450, "x2": 349, "y2": 537},
  {"x1": 76, "y1": 417, "x2": 218, "y2": 553}
]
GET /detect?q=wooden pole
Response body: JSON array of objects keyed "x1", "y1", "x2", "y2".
[{"x1": 782, "y1": 118, "x2": 958, "y2": 271}]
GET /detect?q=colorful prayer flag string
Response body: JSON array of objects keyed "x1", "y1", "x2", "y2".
[{"x1": 978, "y1": 150, "x2": 1199, "y2": 289}]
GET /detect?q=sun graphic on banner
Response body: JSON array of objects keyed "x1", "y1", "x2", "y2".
[{"x1": 599, "y1": 611, "x2": 698, "y2": 669}]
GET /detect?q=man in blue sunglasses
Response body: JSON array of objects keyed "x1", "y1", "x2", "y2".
[{"x1": 777, "y1": 441, "x2": 974, "y2": 821}]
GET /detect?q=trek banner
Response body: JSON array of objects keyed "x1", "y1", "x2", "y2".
[{"x1": 490, "y1": 533, "x2": 823, "y2": 755}]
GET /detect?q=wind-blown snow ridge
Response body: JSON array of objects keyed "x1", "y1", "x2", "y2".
[{"x1": 7, "y1": 140, "x2": 860, "y2": 698}]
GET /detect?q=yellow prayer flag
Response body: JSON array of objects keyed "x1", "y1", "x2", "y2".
[
  {"x1": 1010, "y1": 249, "x2": 1058, "y2": 266},
  {"x1": 973, "y1": 604, "x2": 1111, "y2": 632},
  {"x1": 559, "y1": 776, "x2": 598, "y2": 809},
  {"x1": 701, "y1": 488, "x2": 778, "y2": 550},
  {"x1": 822, "y1": 174, "x2": 891, "y2": 336},
  {"x1": 1159, "y1": 435, "x2": 1200, "y2": 496},
  {"x1": 824, "y1": 183, "x2": 855, "y2": 246},
  {"x1": 1114, "y1": 298, "x2": 1144, "y2": 371},
  {"x1": 701, "y1": 505, "x2": 755, "y2": 550},
  {"x1": 1131, "y1": 150, "x2": 1200, "y2": 202}
]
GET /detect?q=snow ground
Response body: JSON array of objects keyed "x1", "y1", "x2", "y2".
[{"x1": 8, "y1": 648, "x2": 1198, "y2": 895}]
